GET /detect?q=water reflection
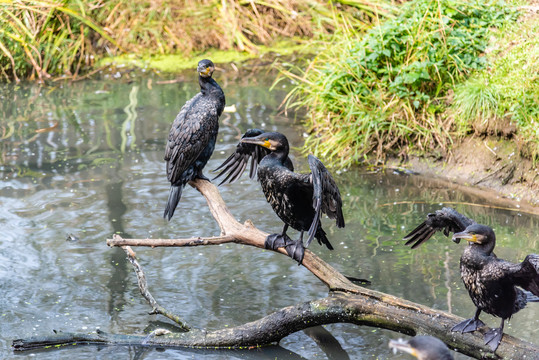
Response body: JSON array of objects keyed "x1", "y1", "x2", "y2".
[{"x1": 1, "y1": 70, "x2": 538, "y2": 359}]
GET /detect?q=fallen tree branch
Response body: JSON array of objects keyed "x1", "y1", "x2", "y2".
[
  {"x1": 13, "y1": 179, "x2": 539, "y2": 359},
  {"x1": 12, "y1": 292, "x2": 539, "y2": 359}
]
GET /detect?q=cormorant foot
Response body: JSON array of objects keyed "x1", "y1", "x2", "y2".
[
  {"x1": 451, "y1": 318, "x2": 485, "y2": 333},
  {"x1": 265, "y1": 233, "x2": 291, "y2": 250},
  {"x1": 283, "y1": 239, "x2": 305, "y2": 265},
  {"x1": 484, "y1": 327, "x2": 503, "y2": 352}
]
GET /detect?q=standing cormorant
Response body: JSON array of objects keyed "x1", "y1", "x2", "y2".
[
  {"x1": 214, "y1": 130, "x2": 344, "y2": 264},
  {"x1": 164, "y1": 59, "x2": 225, "y2": 220},
  {"x1": 403, "y1": 208, "x2": 539, "y2": 351},
  {"x1": 389, "y1": 336, "x2": 454, "y2": 360}
]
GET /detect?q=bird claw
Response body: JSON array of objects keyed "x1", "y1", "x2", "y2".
[
  {"x1": 264, "y1": 234, "x2": 305, "y2": 265},
  {"x1": 451, "y1": 318, "x2": 485, "y2": 333},
  {"x1": 283, "y1": 240, "x2": 305, "y2": 265},
  {"x1": 265, "y1": 233, "x2": 290, "y2": 250},
  {"x1": 484, "y1": 327, "x2": 503, "y2": 352}
]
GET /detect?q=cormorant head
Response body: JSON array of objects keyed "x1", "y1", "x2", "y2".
[
  {"x1": 452, "y1": 224, "x2": 496, "y2": 252},
  {"x1": 389, "y1": 336, "x2": 454, "y2": 360},
  {"x1": 197, "y1": 59, "x2": 215, "y2": 78},
  {"x1": 240, "y1": 131, "x2": 289, "y2": 154}
]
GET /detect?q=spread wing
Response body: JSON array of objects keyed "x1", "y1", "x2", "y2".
[
  {"x1": 213, "y1": 128, "x2": 294, "y2": 185},
  {"x1": 165, "y1": 94, "x2": 219, "y2": 184},
  {"x1": 403, "y1": 207, "x2": 475, "y2": 249},
  {"x1": 509, "y1": 254, "x2": 539, "y2": 296},
  {"x1": 306, "y1": 154, "x2": 344, "y2": 247}
]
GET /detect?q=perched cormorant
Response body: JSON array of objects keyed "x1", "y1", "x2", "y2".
[
  {"x1": 389, "y1": 336, "x2": 454, "y2": 360},
  {"x1": 214, "y1": 131, "x2": 344, "y2": 263},
  {"x1": 163, "y1": 59, "x2": 225, "y2": 220},
  {"x1": 403, "y1": 208, "x2": 539, "y2": 351}
]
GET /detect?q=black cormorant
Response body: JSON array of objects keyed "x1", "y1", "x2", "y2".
[
  {"x1": 164, "y1": 59, "x2": 225, "y2": 220},
  {"x1": 403, "y1": 208, "x2": 539, "y2": 351},
  {"x1": 389, "y1": 336, "x2": 454, "y2": 360},
  {"x1": 214, "y1": 130, "x2": 344, "y2": 263}
]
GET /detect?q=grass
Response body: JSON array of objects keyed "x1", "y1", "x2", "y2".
[
  {"x1": 278, "y1": 0, "x2": 519, "y2": 167},
  {"x1": 0, "y1": 0, "x2": 393, "y2": 82},
  {"x1": 0, "y1": 0, "x2": 119, "y2": 82},
  {"x1": 452, "y1": 7, "x2": 539, "y2": 160}
]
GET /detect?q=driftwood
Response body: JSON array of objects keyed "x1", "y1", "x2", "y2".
[{"x1": 12, "y1": 179, "x2": 539, "y2": 359}]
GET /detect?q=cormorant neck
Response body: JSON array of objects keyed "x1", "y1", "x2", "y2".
[
  {"x1": 270, "y1": 147, "x2": 289, "y2": 165},
  {"x1": 469, "y1": 237, "x2": 496, "y2": 256},
  {"x1": 199, "y1": 76, "x2": 219, "y2": 95}
]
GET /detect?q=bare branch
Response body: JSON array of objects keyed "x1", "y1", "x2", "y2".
[
  {"x1": 108, "y1": 234, "x2": 236, "y2": 247},
  {"x1": 122, "y1": 246, "x2": 191, "y2": 331},
  {"x1": 108, "y1": 179, "x2": 356, "y2": 292}
]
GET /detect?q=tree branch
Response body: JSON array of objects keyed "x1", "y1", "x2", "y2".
[
  {"x1": 13, "y1": 179, "x2": 539, "y2": 360},
  {"x1": 13, "y1": 292, "x2": 539, "y2": 359},
  {"x1": 122, "y1": 246, "x2": 191, "y2": 331}
]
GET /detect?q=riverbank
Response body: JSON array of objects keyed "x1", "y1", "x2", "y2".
[{"x1": 388, "y1": 137, "x2": 539, "y2": 212}]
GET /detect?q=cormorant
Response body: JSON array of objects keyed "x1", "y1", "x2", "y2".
[
  {"x1": 389, "y1": 336, "x2": 454, "y2": 360},
  {"x1": 163, "y1": 59, "x2": 225, "y2": 220},
  {"x1": 214, "y1": 131, "x2": 344, "y2": 264},
  {"x1": 403, "y1": 208, "x2": 539, "y2": 351}
]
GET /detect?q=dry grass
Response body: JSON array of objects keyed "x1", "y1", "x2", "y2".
[{"x1": 0, "y1": 0, "x2": 391, "y2": 81}]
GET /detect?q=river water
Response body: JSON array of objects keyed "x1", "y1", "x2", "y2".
[{"x1": 0, "y1": 68, "x2": 537, "y2": 359}]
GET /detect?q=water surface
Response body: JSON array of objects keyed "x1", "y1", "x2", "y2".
[{"x1": 0, "y1": 69, "x2": 537, "y2": 359}]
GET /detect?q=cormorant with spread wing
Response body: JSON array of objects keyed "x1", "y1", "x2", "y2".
[
  {"x1": 164, "y1": 59, "x2": 225, "y2": 220},
  {"x1": 214, "y1": 130, "x2": 344, "y2": 264},
  {"x1": 403, "y1": 208, "x2": 539, "y2": 351}
]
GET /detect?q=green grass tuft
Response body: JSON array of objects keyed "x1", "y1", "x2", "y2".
[
  {"x1": 451, "y1": 9, "x2": 539, "y2": 161},
  {"x1": 279, "y1": 0, "x2": 519, "y2": 167}
]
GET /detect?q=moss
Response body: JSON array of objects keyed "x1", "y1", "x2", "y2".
[{"x1": 97, "y1": 40, "x2": 316, "y2": 73}]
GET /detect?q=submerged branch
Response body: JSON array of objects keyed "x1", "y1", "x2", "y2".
[{"x1": 122, "y1": 246, "x2": 191, "y2": 331}]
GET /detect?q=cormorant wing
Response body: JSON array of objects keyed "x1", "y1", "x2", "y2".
[
  {"x1": 403, "y1": 207, "x2": 475, "y2": 249},
  {"x1": 306, "y1": 155, "x2": 344, "y2": 247},
  {"x1": 500, "y1": 254, "x2": 539, "y2": 296},
  {"x1": 213, "y1": 129, "x2": 294, "y2": 185},
  {"x1": 165, "y1": 94, "x2": 219, "y2": 183}
]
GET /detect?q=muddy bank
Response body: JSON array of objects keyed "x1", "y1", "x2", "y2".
[{"x1": 389, "y1": 137, "x2": 539, "y2": 214}]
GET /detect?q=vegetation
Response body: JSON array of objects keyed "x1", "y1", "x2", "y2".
[
  {"x1": 451, "y1": 10, "x2": 539, "y2": 161},
  {"x1": 0, "y1": 0, "x2": 392, "y2": 82},
  {"x1": 279, "y1": 0, "x2": 520, "y2": 167},
  {"x1": 2, "y1": 0, "x2": 536, "y2": 164}
]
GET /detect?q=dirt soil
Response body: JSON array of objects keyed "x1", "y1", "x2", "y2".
[{"x1": 389, "y1": 137, "x2": 539, "y2": 214}]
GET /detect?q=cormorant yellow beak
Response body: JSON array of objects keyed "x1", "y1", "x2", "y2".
[
  {"x1": 240, "y1": 137, "x2": 272, "y2": 149},
  {"x1": 452, "y1": 231, "x2": 480, "y2": 243},
  {"x1": 199, "y1": 67, "x2": 212, "y2": 77}
]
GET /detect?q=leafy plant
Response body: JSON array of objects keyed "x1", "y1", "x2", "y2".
[
  {"x1": 452, "y1": 12, "x2": 539, "y2": 161},
  {"x1": 280, "y1": 0, "x2": 519, "y2": 166}
]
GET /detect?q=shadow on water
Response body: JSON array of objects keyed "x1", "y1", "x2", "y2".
[{"x1": 1, "y1": 68, "x2": 538, "y2": 359}]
